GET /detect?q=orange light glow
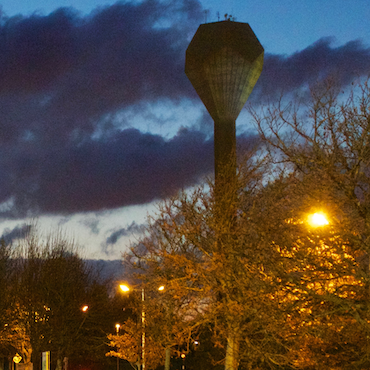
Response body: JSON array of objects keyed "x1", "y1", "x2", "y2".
[
  {"x1": 308, "y1": 213, "x2": 329, "y2": 227},
  {"x1": 120, "y1": 284, "x2": 130, "y2": 292}
]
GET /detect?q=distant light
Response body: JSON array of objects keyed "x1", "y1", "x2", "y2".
[
  {"x1": 13, "y1": 354, "x2": 22, "y2": 364},
  {"x1": 82, "y1": 305, "x2": 89, "y2": 312},
  {"x1": 115, "y1": 323, "x2": 121, "y2": 333},
  {"x1": 120, "y1": 284, "x2": 130, "y2": 292},
  {"x1": 308, "y1": 213, "x2": 329, "y2": 227},
  {"x1": 158, "y1": 285, "x2": 165, "y2": 291},
  {"x1": 194, "y1": 340, "x2": 199, "y2": 345}
]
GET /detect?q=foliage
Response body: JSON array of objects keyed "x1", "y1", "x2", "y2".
[
  {"x1": 0, "y1": 239, "x2": 19, "y2": 356},
  {"x1": 250, "y1": 77, "x2": 370, "y2": 368},
  {"x1": 107, "y1": 317, "x2": 164, "y2": 370},
  {"x1": 124, "y1": 152, "x2": 299, "y2": 370},
  {"x1": 106, "y1": 284, "x2": 194, "y2": 370},
  {"x1": 121, "y1": 78, "x2": 370, "y2": 370},
  {"x1": 0, "y1": 228, "x2": 116, "y2": 370}
]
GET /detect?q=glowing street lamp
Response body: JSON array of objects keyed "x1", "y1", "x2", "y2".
[
  {"x1": 76, "y1": 304, "x2": 89, "y2": 332},
  {"x1": 115, "y1": 323, "x2": 121, "y2": 333},
  {"x1": 308, "y1": 212, "x2": 329, "y2": 227},
  {"x1": 13, "y1": 353, "x2": 22, "y2": 364},
  {"x1": 180, "y1": 353, "x2": 186, "y2": 370},
  {"x1": 115, "y1": 324, "x2": 121, "y2": 370},
  {"x1": 119, "y1": 284, "x2": 130, "y2": 292},
  {"x1": 119, "y1": 284, "x2": 164, "y2": 370}
]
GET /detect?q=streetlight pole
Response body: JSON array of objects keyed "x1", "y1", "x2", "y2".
[
  {"x1": 119, "y1": 284, "x2": 164, "y2": 370},
  {"x1": 141, "y1": 288, "x2": 145, "y2": 370},
  {"x1": 116, "y1": 324, "x2": 121, "y2": 370},
  {"x1": 180, "y1": 353, "x2": 186, "y2": 370}
]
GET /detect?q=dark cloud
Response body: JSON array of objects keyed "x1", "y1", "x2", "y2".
[
  {"x1": 0, "y1": 125, "x2": 259, "y2": 217},
  {"x1": 0, "y1": 1, "x2": 368, "y2": 218},
  {"x1": 252, "y1": 37, "x2": 370, "y2": 102},
  {"x1": 1, "y1": 224, "x2": 32, "y2": 243},
  {"x1": 106, "y1": 221, "x2": 145, "y2": 245},
  {"x1": 2, "y1": 127, "x2": 214, "y2": 216},
  {"x1": 0, "y1": 0, "x2": 202, "y2": 145},
  {"x1": 85, "y1": 259, "x2": 125, "y2": 280},
  {"x1": 82, "y1": 218, "x2": 100, "y2": 234}
]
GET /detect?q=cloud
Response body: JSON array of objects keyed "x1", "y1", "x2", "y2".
[
  {"x1": 1, "y1": 224, "x2": 32, "y2": 243},
  {"x1": 0, "y1": 1, "x2": 368, "y2": 218},
  {"x1": 0, "y1": 125, "x2": 260, "y2": 217},
  {"x1": 2, "y1": 127, "x2": 214, "y2": 216},
  {"x1": 0, "y1": 0, "x2": 202, "y2": 145},
  {"x1": 106, "y1": 221, "x2": 145, "y2": 245},
  {"x1": 81, "y1": 217, "x2": 101, "y2": 235},
  {"x1": 253, "y1": 37, "x2": 370, "y2": 101}
]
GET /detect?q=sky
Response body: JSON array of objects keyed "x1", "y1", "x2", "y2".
[{"x1": 0, "y1": 0, "x2": 369, "y2": 260}]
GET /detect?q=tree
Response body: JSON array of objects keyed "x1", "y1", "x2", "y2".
[
  {"x1": 250, "y1": 77, "x2": 370, "y2": 368},
  {"x1": 124, "y1": 149, "x2": 301, "y2": 370},
  {"x1": 107, "y1": 317, "x2": 164, "y2": 370},
  {"x1": 0, "y1": 239, "x2": 31, "y2": 364},
  {"x1": 122, "y1": 78, "x2": 370, "y2": 370},
  {"x1": 9, "y1": 229, "x2": 113, "y2": 370},
  {"x1": 107, "y1": 283, "x2": 193, "y2": 370}
]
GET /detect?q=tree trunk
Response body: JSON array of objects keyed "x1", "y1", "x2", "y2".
[
  {"x1": 56, "y1": 358, "x2": 63, "y2": 370},
  {"x1": 164, "y1": 347, "x2": 171, "y2": 370},
  {"x1": 21, "y1": 343, "x2": 33, "y2": 370},
  {"x1": 63, "y1": 357, "x2": 68, "y2": 370},
  {"x1": 24, "y1": 363, "x2": 33, "y2": 370},
  {"x1": 225, "y1": 328, "x2": 240, "y2": 370}
]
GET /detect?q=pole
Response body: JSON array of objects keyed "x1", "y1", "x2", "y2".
[
  {"x1": 142, "y1": 288, "x2": 145, "y2": 370},
  {"x1": 181, "y1": 353, "x2": 186, "y2": 370},
  {"x1": 116, "y1": 324, "x2": 120, "y2": 370}
]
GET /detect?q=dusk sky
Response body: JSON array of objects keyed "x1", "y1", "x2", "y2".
[{"x1": 0, "y1": 0, "x2": 369, "y2": 259}]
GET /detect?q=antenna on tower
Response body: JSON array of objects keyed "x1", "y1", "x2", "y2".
[
  {"x1": 224, "y1": 13, "x2": 235, "y2": 21},
  {"x1": 204, "y1": 9, "x2": 209, "y2": 23}
]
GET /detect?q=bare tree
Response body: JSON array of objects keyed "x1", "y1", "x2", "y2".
[
  {"x1": 124, "y1": 149, "x2": 300, "y2": 370},
  {"x1": 10, "y1": 229, "x2": 106, "y2": 370},
  {"x1": 250, "y1": 78, "x2": 370, "y2": 369}
]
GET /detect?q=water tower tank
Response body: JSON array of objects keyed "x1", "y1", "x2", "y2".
[{"x1": 185, "y1": 21, "x2": 264, "y2": 181}]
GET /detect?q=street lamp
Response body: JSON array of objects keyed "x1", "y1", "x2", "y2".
[
  {"x1": 180, "y1": 353, "x2": 186, "y2": 370},
  {"x1": 119, "y1": 284, "x2": 146, "y2": 370},
  {"x1": 76, "y1": 304, "x2": 89, "y2": 332},
  {"x1": 116, "y1": 324, "x2": 121, "y2": 370},
  {"x1": 308, "y1": 212, "x2": 329, "y2": 227},
  {"x1": 119, "y1": 284, "x2": 164, "y2": 370}
]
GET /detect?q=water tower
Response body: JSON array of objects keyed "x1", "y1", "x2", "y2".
[{"x1": 185, "y1": 21, "x2": 264, "y2": 188}]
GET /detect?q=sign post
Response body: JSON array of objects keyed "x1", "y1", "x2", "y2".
[{"x1": 42, "y1": 352, "x2": 50, "y2": 370}]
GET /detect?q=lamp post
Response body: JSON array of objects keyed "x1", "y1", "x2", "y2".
[
  {"x1": 115, "y1": 324, "x2": 121, "y2": 370},
  {"x1": 120, "y1": 284, "x2": 164, "y2": 370},
  {"x1": 180, "y1": 353, "x2": 186, "y2": 370},
  {"x1": 141, "y1": 288, "x2": 145, "y2": 370}
]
